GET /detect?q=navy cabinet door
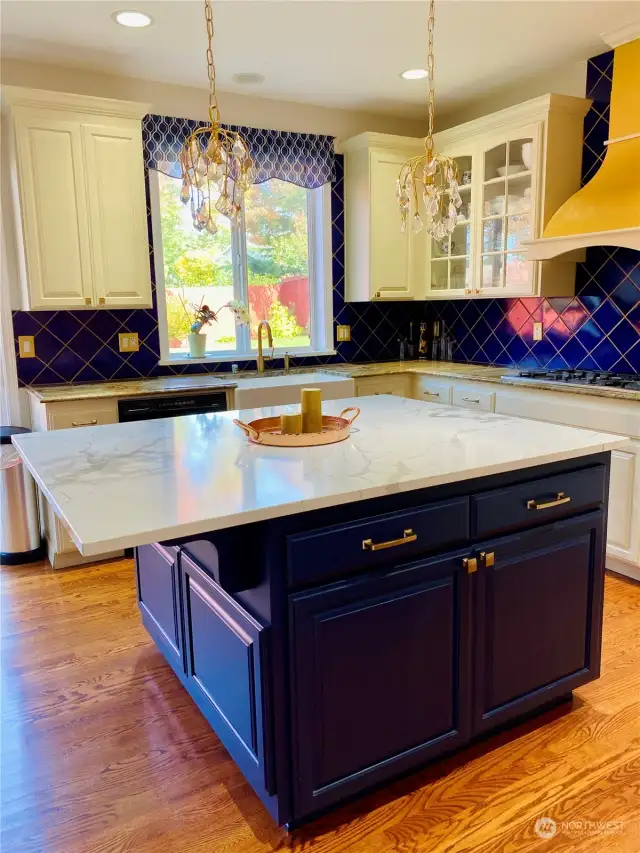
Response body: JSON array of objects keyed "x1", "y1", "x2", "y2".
[
  {"x1": 180, "y1": 554, "x2": 276, "y2": 799},
  {"x1": 136, "y1": 544, "x2": 183, "y2": 670},
  {"x1": 473, "y1": 511, "x2": 605, "y2": 734},
  {"x1": 289, "y1": 550, "x2": 472, "y2": 818}
]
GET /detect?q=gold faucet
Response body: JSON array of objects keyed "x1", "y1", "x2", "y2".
[{"x1": 256, "y1": 321, "x2": 273, "y2": 373}]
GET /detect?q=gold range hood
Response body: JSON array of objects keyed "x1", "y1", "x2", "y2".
[{"x1": 526, "y1": 28, "x2": 640, "y2": 260}]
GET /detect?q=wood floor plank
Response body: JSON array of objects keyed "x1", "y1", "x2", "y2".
[{"x1": 1, "y1": 561, "x2": 639, "y2": 852}]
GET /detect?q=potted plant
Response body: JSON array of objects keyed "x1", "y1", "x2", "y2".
[{"x1": 180, "y1": 296, "x2": 250, "y2": 358}]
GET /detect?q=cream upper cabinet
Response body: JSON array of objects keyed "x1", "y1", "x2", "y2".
[
  {"x1": 82, "y1": 123, "x2": 151, "y2": 307},
  {"x1": 343, "y1": 134, "x2": 427, "y2": 301},
  {"x1": 3, "y1": 87, "x2": 152, "y2": 310},
  {"x1": 425, "y1": 95, "x2": 591, "y2": 300},
  {"x1": 12, "y1": 112, "x2": 93, "y2": 308}
]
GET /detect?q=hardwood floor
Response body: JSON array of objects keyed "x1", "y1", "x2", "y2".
[{"x1": 1, "y1": 559, "x2": 639, "y2": 853}]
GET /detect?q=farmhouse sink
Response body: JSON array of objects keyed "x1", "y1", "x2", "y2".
[{"x1": 232, "y1": 372, "x2": 354, "y2": 409}]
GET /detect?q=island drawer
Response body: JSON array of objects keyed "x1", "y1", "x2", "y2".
[
  {"x1": 286, "y1": 496, "x2": 469, "y2": 587},
  {"x1": 472, "y1": 464, "x2": 607, "y2": 538}
]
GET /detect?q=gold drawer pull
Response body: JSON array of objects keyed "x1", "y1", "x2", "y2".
[
  {"x1": 462, "y1": 396, "x2": 480, "y2": 403},
  {"x1": 424, "y1": 391, "x2": 440, "y2": 397},
  {"x1": 362, "y1": 528, "x2": 417, "y2": 552},
  {"x1": 71, "y1": 419, "x2": 98, "y2": 427},
  {"x1": 527, "y1": 491, "x2": 571, "y2": 511},
  {"x1": 479, "y1": 551, "x2": 495, "y2": 568}
]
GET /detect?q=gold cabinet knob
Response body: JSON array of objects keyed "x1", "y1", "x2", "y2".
[
  {"x1": 462, "y1": 556, "x2": 478, "y2": 574},
  {"x1": 85, "y1": 296, "x2": 92, "y2": 305},
  {"x1": 98, "y1": 297, "x2": 105, "y2": 305},
  {"x1": 479, "y1": 551, "x2": 495, "y2": 568}
]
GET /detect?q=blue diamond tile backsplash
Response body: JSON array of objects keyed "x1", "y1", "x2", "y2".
[
  {"x1": 12, "y1": 155, "x2": 423, "y2": 386},
  {"x1": 428, "y1": 49, "x2": 640, "y2": 375},
  {"x1": 11, "y1": 50, "x2": 640, "y2": 386}
]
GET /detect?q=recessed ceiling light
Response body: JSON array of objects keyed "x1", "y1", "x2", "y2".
[
  {"x1": 401, "y1": 69, "x2": 428, "y2": 80},
  {"x1": 112, "y1": 10, "x2": 153, "y2": 28},
  {"x1": 232, "y1": 72, "x2": 265, "y2": 85}
]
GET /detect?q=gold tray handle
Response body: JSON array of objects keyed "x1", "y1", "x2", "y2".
[
  {"x1": 339, "y1": 406, "x2": 361, "y2": 425},
  {"x1": 527, "y1": 491, "x2": 571, "y2": 511},
  {"x1": 362, "y1": 528, "x2": 417, "y2": 551},
  {"x1": 233, "y1": 419, "x2": 260, "y2": 442}
]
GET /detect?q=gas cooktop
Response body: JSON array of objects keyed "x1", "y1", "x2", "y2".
[{"x1": 510, "y1": 369, "x2": 640, "y2": 390}]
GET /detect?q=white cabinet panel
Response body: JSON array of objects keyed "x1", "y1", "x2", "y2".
[
  {"x1": 343, "y1": 134, "x2": 426, "y2": 302},
  {"x1": 608, "y1": 441, "x2": 640, "y2": 564},
  {"x1": 83, "y1": 124, "x2": 151, "y2": 308},
  {"x1": 14, "y1": 114, "x2": 92, "y2": 308}
]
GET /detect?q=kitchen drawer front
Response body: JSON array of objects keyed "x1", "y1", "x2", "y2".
[
  {"x1": 415, "y1": 377, "x2": 452, "y2": 405},
  {"x1": 287, "y1": 496, "x2": 469, "y2": 587},
  {"x1": 452, "y1": 386, "x2": 495, "y2": 412},
  {"x1": 47, "y1": 400, "x2": 118, "y2": 430},
  {"x1": 472, "y1": 464, "x2": 607, "y2": 538},
  {"x1": 354, "y1": 375, "x2": 412, "y2": 398}
]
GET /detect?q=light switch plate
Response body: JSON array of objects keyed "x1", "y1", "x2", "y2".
[
  {"x1": 18, "y1": 336, "x2": 35, "y2": 358},
  {"x1": 336, "y1": 324, "x2": 351, "y2": 342},
  {"x1": 119, "y1": 333, "x2": 139, "y2": 353},
  {"x1": 533, "y1": 322, "x2": 543, "y2": 342}
]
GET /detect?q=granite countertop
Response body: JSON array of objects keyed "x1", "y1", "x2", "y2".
[
  {"x1": 26, "y1": 361, "x2": 640, "y2": 404},
  {"x1": 12, "y1": 395, "x2": 626, "y2": 557}
]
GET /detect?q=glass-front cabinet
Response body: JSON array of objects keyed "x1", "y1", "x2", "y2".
[
  {"x1": 423, "y1": 95, "x2": 590, "y2": 300},
  {"x1": 478, "y1": 125, "x2": 540, "y2": 296},
  {"x1": 429, "y1": 149, "x2": 474, "y2": 298}
]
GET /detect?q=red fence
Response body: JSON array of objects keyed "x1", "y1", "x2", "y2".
[{"x1": 248, "y1": 275, "x2": 310, "y2": 332}]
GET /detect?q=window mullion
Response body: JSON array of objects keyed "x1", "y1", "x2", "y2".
[{"x1": 233, "y1": 213, "x2": 250, "y2": 354}]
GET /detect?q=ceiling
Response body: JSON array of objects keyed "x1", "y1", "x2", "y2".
[{"x1": 1, "y1": 1, "x2": 637, "y2": 118}]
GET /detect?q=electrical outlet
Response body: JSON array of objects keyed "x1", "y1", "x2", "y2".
[
  {"x1": 336, "y1": 324, "x2": 351, "y2": 342},
  {"x1": 119, "y1": 333, "x2": 139, "y2": 353},
  {"x1": 18, "y1": 336, "x2": 35, "y2": 358},
  {"x1": 533, "y1": 322, "x2": 543, "y2": 342}
]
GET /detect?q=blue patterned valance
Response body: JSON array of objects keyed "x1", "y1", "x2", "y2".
[{"x1": 142, "y1": 114, "x2": 335, "y2": 189}]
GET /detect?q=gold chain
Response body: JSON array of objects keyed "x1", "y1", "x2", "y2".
[
  {"x1": 426, "y1": 0, "x2": 436, "y2": 156},
  {"x1": 205, "y1": 0, "x2": 219, "y2": 123}
]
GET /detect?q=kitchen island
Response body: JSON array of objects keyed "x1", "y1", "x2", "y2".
[{"x1": 12, "y1": 396, "x2": 627, "y2": 827}]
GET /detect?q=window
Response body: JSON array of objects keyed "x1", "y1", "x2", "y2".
[{"x1": 150, "y1": 170, "x2": 333, "y2": 362}]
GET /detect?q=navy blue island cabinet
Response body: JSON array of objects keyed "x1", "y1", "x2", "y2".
[{"x1": 135, "y1": 453, "x2": 609, "y2": 827}]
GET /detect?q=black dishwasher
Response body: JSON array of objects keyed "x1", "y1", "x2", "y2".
[{"x1": 118, "y1": 391, "x2": 227, "y2": 422}]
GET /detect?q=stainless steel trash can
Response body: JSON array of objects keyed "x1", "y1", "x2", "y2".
[{"x1": 1, "y1": 426, "x2": 44, "y2": 565}]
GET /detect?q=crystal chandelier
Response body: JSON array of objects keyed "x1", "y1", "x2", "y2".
[
  {"x1": 397, "y1": 0, "x2": 461, "y2": 240},
  {"x1": 179, "y1": 0, "x2": 255, "y2": 233}
]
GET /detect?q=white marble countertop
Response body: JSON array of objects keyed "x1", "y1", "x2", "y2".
[{"x1": 12, "y1": 395, "x2": 627, "y2": 557}]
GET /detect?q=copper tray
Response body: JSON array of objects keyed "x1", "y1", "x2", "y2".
[{"x1": 233, "y1": 407, "x2": 360, "y2": 447}]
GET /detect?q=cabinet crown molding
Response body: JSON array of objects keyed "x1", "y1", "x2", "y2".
[
  {"x1": 435, "y1": 93, "x2": 591, "y2": 148},
  {"x1": 341, "y1": 131, "x2": 424, "y2": 154},
  {"x1": 1, "y1": 86, "x2": 151, "y2": 120}
]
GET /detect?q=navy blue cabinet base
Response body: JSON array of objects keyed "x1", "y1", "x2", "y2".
[{"x1": 135, "y1": 453, "x2": 610, "y2": 826}]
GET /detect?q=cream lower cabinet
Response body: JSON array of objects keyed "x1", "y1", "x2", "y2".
[
  {"x1": 3, "y1": 87, "x2": 152, "y2": 310},
  {"x1": 606, "y1": 441, "x2": 640, "y2": 571},
  {"x1": 28, "y1": 396, "x2": 124, "y2": 569}
]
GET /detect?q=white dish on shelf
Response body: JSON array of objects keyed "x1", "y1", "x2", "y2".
[
  {"x1": 497, "y1": 164, "x2": 525, "y2": 178},
  {"x1": 521, "y1": 142, "x2": 533, "y2": 169}
]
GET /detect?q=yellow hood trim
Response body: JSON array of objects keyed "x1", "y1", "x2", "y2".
[{"x1": 526, "y1": 38, "x2": 640, "y2": 259}]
